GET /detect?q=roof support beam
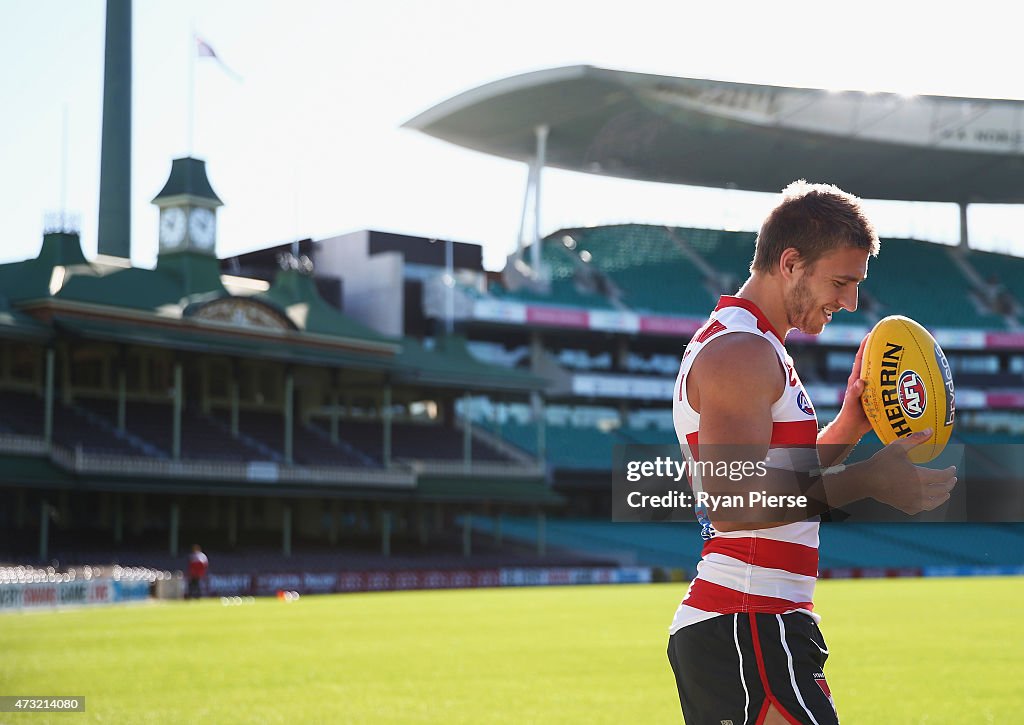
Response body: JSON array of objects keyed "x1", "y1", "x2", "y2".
[
  {"x1": 516, "y1": 124, "x2": 549, "y2": 275},
  {"x1": 959, "y1": 202, "x2": 970, "y2": 248},
  {"x1": 532, "y1": 125, "x2": 548, "y2": 274}
]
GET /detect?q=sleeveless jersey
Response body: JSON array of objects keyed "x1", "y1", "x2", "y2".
[{"x1": 669, "y1": 296, "x2": 822, "y2": 634}]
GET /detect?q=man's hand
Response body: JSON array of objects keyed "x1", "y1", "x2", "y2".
[
  {"x1": 863, "y1": 429, "x2": 958, "y2": 514},
  {"x1": 830, "y1": 333, "x2": 873, "y2": 441}
]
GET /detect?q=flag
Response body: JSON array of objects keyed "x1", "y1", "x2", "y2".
[
  {"x1": 196, "y1": 37, "x2": 218, "y2": 59},
  {"x1": 195, "y1": 35, "x2": 243, "y2": 82}
]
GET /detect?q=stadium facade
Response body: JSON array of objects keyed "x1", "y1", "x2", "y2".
[
  {"x1": 0, "y1": 157, "x2": 566, "y2": 570},
  {"x1": 3, "y1": 15, "x2": 1024, "y2": 584}
]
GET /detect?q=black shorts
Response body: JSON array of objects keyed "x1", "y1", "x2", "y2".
[{"x1": 667, "y1": 612, "x2": 838, "y2": 725}]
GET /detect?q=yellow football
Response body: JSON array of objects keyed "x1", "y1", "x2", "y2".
[{"x1": 860, "y1": 315, "x2": 955, "y2": 463}]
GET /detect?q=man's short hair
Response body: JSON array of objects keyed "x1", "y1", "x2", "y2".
[{"x1": 750, "y1": 180, "x2": 880, "y2": 274}]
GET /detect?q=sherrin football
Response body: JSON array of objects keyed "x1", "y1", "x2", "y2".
[{"x1": 860, "y1": 315, "x2": 956, "y2": 463}]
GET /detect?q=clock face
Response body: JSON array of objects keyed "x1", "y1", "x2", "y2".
[
  {"x1": 159, "y1": 207, "x2": 187, "y2": 246},
  {"x1": 189, "y1": 207, "x2": 216, "y2": 250}
]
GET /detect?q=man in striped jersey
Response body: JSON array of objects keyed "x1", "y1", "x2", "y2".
[{"x1": 667, "y1": 181, "x2": 958, "y2": 725}]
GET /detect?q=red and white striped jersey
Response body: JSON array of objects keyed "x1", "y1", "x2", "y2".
[{"x1": 670, "y1": 296, "x2": 822, "y2": 634}]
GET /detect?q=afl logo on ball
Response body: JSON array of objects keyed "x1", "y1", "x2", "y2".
[
  {"x1": 897, "y1": 370, "x2": 927, "y2": 419},
  {"x1": 797, "y1": 390, "x2": 814, "y2": 416}
]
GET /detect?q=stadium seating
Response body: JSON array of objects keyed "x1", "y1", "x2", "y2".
[
  {"x1": 0, "y1": 389, "x2": 47, "y2": 437},
  {"x1": 333, "y1": 418, "x2": 513, "y2": 463},
  {"x1": 487, "y1": 421, "x2": 616, "y2": 470},
  {"x1": 489, "y1": 278, "x2": 616, "y2": 310},
  {"x1": 75, "y1": 398, "x2": 262, "y2": 461},
  {"x1": 862, "y1": 239, "x2": 1005, "y2": 329},
  {"x1": 472, "y1": 516, "x2": 1024, "y2": 572},
  {"x1": 0, "y1": 390, "x2": 141, "y2": 457},
  {"x1": 218, "y1": 409, "x2": 371, "y2": 466},
  {"x1": 677, "y1": 227, "x2": 756, "y2": 290},
  {"x1": 487, "y1": 226, "x2": 1020, "y2": 332},
  {"x1": 486, "y1": 420, "x2": 675, "y2": 470},
  {"x1": 468, "y1": 516, "x2": 704, "y2": 569},
  {"x1": 562, "y1": 225, "x2": 715, "y2": 315},
  {"x1": 818, "y1": 523, "x2": 1024, "y2": 569},
  {"x1": 487, "y1": 237, "x2": 618, "y2": 309},
  {"x1": 965, "y1": 248, "x2": 1024, "y2": 318}
]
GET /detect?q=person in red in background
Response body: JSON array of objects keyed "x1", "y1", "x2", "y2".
[{"x1": 186, "y1": 544, "x2": 209, "y2": 599}]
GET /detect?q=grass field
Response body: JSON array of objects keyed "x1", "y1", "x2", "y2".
[{"x1": 1, "y1": 577, "x2": 1021, "y2": 724}]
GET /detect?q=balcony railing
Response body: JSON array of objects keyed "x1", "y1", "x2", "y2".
[
  {"x1": 0, "y1": 435, "x2": 414, "y2": 488},
  {"x1": 399, "y1": 458, "x2": 545, "y2": 478},
  {"x1": 0, "y1": 435, "x2": 543, "y2": 483}
]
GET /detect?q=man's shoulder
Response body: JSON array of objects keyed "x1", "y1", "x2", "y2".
[
  {"x1": 692, "y1": 332, "x2": 780, "y2": 375},
  {"x1": 689, "y1": 332, "x2": 784, "y2": 405}
]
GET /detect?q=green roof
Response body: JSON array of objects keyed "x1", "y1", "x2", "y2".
[
  {"x1": 0, "y1": 232, "x2": 95, "y2": 304},
  {"x1": 37, "y1": 231, "x2": 88, "y2": 268},
  {"x1": 257, "y1": 269, "x2": 395, "y2": 345},
  {"x1": 58, "y1": 252, "x2": 229, "y2": 311},
  {"x1": 152, "y1": 157, "x2": 223, "y2": 205},
  {"x1": 0, "y1": 259, "x2": 49, "y2": 303},
  {"x1": 0, "y1": 298, "x2": 51, "y2": 341},
  {"x1": 0, "y1": 233, "x2": 543, "y2": 393},
  {"x1": 58, "y1": 266, "x2": 188, "y2": 310},
  {"x1": 52, "y1": 314, "x2": 397, "y2": 371},
  {"x1": 397, "y1": 335, "x2": 546, "y2": 392},
  {"x1": 156, "y1": 251, "x2": 229, "y2": 299}
]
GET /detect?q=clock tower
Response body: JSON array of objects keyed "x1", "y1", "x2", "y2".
[{"x1": 152, "y1": 157, "x2": 223, "y2": 256}]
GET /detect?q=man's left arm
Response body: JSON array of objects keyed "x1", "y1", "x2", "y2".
[{"x1": 817, "y1": 334, "x2": 872, "y2": 467}]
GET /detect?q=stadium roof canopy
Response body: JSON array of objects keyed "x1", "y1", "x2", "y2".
[{"x1": 404, "y1": 65, "x2": 1024, "y2": 204}]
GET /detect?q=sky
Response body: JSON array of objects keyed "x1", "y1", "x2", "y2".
[{"x1": 5, "y1": 0, "x2": 1024, "y2": 272}]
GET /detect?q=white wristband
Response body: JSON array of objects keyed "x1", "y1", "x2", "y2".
[{"x1": 809, "y1": 464, "x2": 846, "y2": 478}]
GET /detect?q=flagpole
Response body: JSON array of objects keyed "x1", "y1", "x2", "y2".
[
  {"x1": 60, "y1": 104, "x2": 69, "y2": 229},
  {"x1": 187, "y1": 27, "x2": 195, "y2": 156}
]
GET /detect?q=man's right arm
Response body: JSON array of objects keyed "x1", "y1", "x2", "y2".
[{"x1": 689, "y1": 334, "x2": 958, "y2": 530}]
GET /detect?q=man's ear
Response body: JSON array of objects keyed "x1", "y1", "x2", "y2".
[{"x1": 779, "y1": 247, "x2": 803, "y2": 280}]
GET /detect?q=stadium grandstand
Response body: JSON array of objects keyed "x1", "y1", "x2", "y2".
[{"x1": 3, "y1": 34, "x2": 1024, "y2": 601}]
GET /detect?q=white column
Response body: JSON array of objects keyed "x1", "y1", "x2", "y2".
[
  {"x1": 531, "y1": 124, "x2": 549, "y2": 273},
  {"x1": 462, "y1": 512, "x2": 473, "y2": 557},
  {"x1": 463, "y1": 392, "x2": 472, "y2": 472},
  {"x1": 959, "y1": 202, "x2": 970, "y2": 248},
  {"x1": 380, "y1": 509, "x2": 392, "y2": 557},
  {"x1": 172, "y1": 362, "x2": 183, "y2": 460},
  {"x1": 43, "y1": 348, "x2": 55, "y2": 446},
  {"x1": 282, "y1": 504, "x2": 292, "y2": 557},
  {"x1": 169, "y1": 502, "x2": 180, "y2": 556},
  {"x1": 284, "y1": 370, "x2": 294, "y2": 465},
  {"x1": 38, "y1": 499, "x2": 50, "y2": 561}
]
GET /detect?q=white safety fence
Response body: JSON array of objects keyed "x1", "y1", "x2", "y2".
[{"x1": 0, "y1": 565, "x2": 182, "y2": 611}]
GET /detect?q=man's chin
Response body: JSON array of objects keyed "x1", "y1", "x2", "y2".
[{"x1": 797, "y1": 320, "x2": 826, "y2": 335}]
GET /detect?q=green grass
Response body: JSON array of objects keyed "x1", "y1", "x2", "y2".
[{"x1": 0, "y1": 578, "x2": 1021, "y2": 723}]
